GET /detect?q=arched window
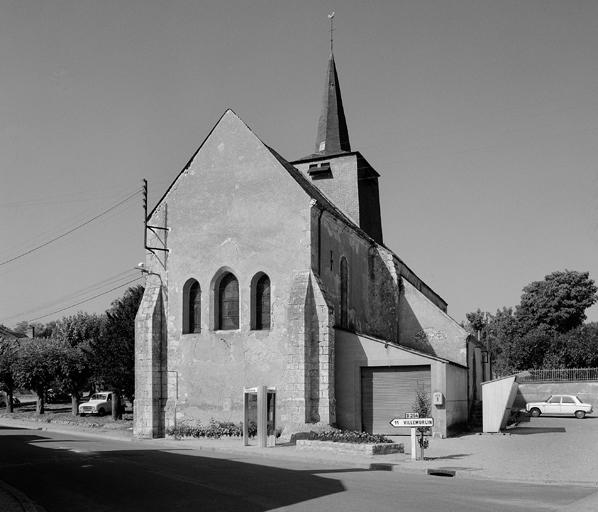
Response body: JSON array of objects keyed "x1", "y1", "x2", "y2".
[
  {"x1": 251, "y1": 273, "x2": 271, "y2": 330},
  {"x1": 340, "y1": 257, "x2": 348, "y2": 328},
  {"x1": 218, "y1": 272, "x2": 239, "y2": 330},
  {"x1": 183, "y1": 279, "x2": 201, "y2": 334}
]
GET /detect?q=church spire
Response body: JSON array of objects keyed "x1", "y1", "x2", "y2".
[{"x1": 314, "y1": 13, "x2": 351, "y2": 155}]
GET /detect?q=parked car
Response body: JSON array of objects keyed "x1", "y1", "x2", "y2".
[
  {"x1": 526, "y1": 395, "x2": 593, "y2": 419},
  {"x1": 78, "y1": 392, "x2": 113, "y2": 416}
]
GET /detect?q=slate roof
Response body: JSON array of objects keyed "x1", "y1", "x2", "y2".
[{"x1": 313, "y1": 53, "x2": 351, "y2": 156}]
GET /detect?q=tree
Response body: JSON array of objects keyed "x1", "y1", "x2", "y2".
[
  {"x1": 8, "y1": 321, "x2": 54, "y2": 339},
  {"x1": 0, "y1": 340, "x2": 19, "y2": 413},
  {"x1": 91, "y1": 285, "x2": 144, "y2": 418},
  {"x1": 55, "y1": 340, "x2": 92, "y2": 415},
  {"x1": 516, "y1": 270, "x2": 597, "y2": 333},
  {"x1": 465, "y1": 309, "x2": 488, "y2": 336},
  {"x1": 53, "y1": 312, "x2": 104, "y2": 347},
  {"x1": 14, "y1": 339, "x2": 62, "y2": 414},
  {"x1": 29, "y1": 321, "x2": 55, "y2": 339},
  {"x1": 542, "y1": 323, "x2": 598, "y2": 368},
  {"x1": 510, "y1": 324, "x2": 555, "y2": 370},
  {"x1": 12, "y1": 321, "x2": 29, "y2": 336},
  {"x1": 483, "y1": 308, "x2": 522, "y2": 375},
  {"x1": 466, "y1": 270, "x2": 598, "y2": 373}
]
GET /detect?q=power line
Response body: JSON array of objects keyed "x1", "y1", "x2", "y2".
[
  {"x1": 0, "y1": 269, "x2": 139, "y2": 323},
  {"x1": 26, "y1": 277, "x2": 143, "y2": 323},
  {"x1": 0, "y1": 198, "x2": 139, "y2": 263},
  {"x1": 0, "y1": 188, "x2": 141, "y2": 267}
]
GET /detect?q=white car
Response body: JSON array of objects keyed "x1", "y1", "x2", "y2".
[
  {"x1": 526, "y1": 394, "x2": 593, "y2": 419},
  {"x1": 78, "y1": 392, "x2": 113, "y2": 416}
]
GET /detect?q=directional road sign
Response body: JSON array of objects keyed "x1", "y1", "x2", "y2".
[{"x1": 389, "y1": 417, "x2": 434, "y2": 428}]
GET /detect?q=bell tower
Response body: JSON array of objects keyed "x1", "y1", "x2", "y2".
[{"x1": 292, "y1": 14, "x2": 383, "y2": 244}]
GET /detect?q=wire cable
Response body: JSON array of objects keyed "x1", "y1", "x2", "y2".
[
  {"x1": 0, "y1": 269, "x2": 140, "y2": 323},
  {"x1": 0, "y1": 189, "x2": 141, "y2": 267},
  {"x1": 25, "y1": 276, "x2": 143, "y2": 323}
]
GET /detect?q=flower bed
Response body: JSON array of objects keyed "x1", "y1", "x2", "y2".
[
  {"x1": 293, "y1": 429, "x2": 402, "y2": 455},
  {"x1": 296, "y1": 439, "x2": 403, "y2": 455},
  {"x1": 167, "y1": 419, "x2": 258, "y2": 439},
  {"x1": 307, "y1": 429, "x2": 392, "y2": 444}
]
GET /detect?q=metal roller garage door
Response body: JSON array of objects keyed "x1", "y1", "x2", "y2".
[{"x1": 361, "y1": 366, "x2": 431, "y2": 435}]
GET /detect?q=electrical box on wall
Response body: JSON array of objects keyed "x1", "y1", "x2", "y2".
[{"x1": 433, "y1": 391, "x2": 444, "y2": 406}]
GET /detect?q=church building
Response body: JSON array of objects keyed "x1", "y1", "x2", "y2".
[{"x1": 134, "y1": 47, "x2": 486, "y2": 439}]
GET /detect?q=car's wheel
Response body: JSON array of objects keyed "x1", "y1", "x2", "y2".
[
  {"x1": 80, "y1": 413, "x2": 86, "y2": 417},
  {"x1": 575, "y1": 410, "x2": 586, "y2": 419},
  {"x1": 530, "y1": 408, "x2": 541, "y2": 417},
  {"x1": 97, "y1": 408, "x2": 105, "y2": 417}
]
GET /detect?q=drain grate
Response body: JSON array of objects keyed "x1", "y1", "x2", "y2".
[
  {"x1": 369, "y1": 463, "x2": 393, "y2": 471},
  {"x1": 427, "y1": 469, "x2": 456, "y2": 477}
]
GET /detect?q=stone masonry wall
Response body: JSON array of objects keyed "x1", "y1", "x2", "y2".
[
  {"x1": 283, "y1": 271, "x2": 335, "y2": 430},
  {"x1": 313, "y1": 207, "x2": 399, "y2": 342},
  {"x1": 133, "y1": 276, "x2": 167, "y2": 438},
  {"x1": 295, "y1": 154, "x2": 361, "y2": 226},
  {"x1": 137, "y1": 111, "x2": 323, "y2": 435}
]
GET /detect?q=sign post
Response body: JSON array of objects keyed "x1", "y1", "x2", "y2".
[{"x1": 389, "y1": 416, "x2": 433, "y2": 461}]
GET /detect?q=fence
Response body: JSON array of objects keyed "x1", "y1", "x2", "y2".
[{"x1": 517, "y1": 367, "x2": 598, "y2": 383}]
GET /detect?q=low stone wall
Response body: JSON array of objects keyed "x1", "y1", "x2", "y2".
[
  {"x1": 296, "y1": 439, "x2": 403, "y2": 455},
  {"x1": 514, "y1": 381, "x2": 598, "y2": 410}
]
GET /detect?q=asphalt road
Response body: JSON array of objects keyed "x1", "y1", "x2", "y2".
[{"x1": 0, "y1": 426, "x2": 594, "y2": 512}]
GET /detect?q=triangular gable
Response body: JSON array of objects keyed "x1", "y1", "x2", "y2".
[{"x1": 149, "y1": 109, "x2": 349, "y2": 222}]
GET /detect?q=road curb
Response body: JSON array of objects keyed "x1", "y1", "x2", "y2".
[{"x1": 0, "y1": 417, "x2": 134, "y2": 444}]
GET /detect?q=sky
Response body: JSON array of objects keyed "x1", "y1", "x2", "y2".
[{"x1": 1, "y1": 0, "x2": 598, "y2": 328}]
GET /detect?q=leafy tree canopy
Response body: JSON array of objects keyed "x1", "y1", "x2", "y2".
[
  {"x1": 465, "y1": 270, "x2": 598, "y2": 374},
  {"x1": 54, "y1": 340, "x2": 92, "y2": 396},
  {"x1": 0, "y1": 340, "x2": 18, "y2": 392},
  {"x1": 14, "y1": 338, "x2": 63, "y2": 413},
  {"x1": 8, "y1": 321, "x2": 55, "y2": 339},
  {"x1": 12, "y1": 321, "x2": 29, "y2": 336},
  {"x1": 53, "y1": 312, "x2": 104, "y2": 346},
  {"x1": 90, "y1": 285, "x2": 144, "y2": 401},
  {"x1": 465, "y1": 309, "x2": 488, "y2": 335},
  {"x1": 516, "y1": 270, "x2": 597, "y2": 332}
]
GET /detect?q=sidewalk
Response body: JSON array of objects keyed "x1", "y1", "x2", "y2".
[{"x1": 142, "y1": 430, "x2": 598, "y2": 487}]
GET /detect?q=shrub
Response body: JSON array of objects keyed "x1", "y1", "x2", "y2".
[
  {"x1": 167, "y1": 418, "x2": 257, "y2": 439},
  {"x1": 308, "y1": 428, "x2": 392, "y2": 444},
  {"x1": 412, "y1": 386, "x2": 432, "y2": 437}
]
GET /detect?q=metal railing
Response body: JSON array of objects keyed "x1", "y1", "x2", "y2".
[{"x1": 517, "y1": 367, "x2": 598, "y2": 383}]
